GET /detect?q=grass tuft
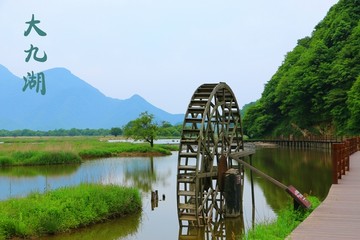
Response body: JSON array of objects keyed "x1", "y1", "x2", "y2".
[
  {"x1": 0, "y1": 151, "x2": 82, "y2": 166},
  {"x1": 243, "y1": 196, "x2": 321, "y2": 240},
  {"x1": 0, "y1": 183, "x2": 141, "y2": 239}
]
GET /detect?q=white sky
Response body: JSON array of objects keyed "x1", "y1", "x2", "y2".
[{"x1": 0, "y1": 0, "x2": 338, "y2": 114}]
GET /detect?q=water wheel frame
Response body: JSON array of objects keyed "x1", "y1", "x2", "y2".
[{"x1": 177, "y1": 82, "x2": 244, "y2": 227}]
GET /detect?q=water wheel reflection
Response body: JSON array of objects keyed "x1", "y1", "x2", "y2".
[{"x1": 178, "y1": 216, "x2": 244, "y2": 239}]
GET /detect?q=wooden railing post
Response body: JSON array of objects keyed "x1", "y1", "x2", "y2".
[
  {"x1": 344, "y1": 141, "x2": 349, "y2": 172},
  {"x1": 331, "y1": 138, "x2": 360, "y2": 184},
  {"x1": 332, "y1": 143, "x2": 340, "y2": 184}
]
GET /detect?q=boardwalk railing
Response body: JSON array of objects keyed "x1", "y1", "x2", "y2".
[
  {"x1": 246, "y1": 135, "x2": 343, "y2": 149},
  {"x1": 332, "y1": 137, "x2": 360, "y2": 184}
]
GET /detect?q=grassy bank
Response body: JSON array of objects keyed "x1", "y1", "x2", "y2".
[
  {"x1": 0, "y1": 183, "x2": 142, "y2": 239},
  {"x1": 0, "y1": 151, "x2": 81, "y2": 166},
  {"x1": 78, "y1": 142, "x2": 177, "y2": 159},
  {"x1": 0, "y1": 137, "x2": 179, "y2": 166},
  {"x1": 242, "y1": 196, "x2": 321, "y2": 240}
]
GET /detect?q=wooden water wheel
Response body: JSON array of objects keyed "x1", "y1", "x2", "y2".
[{"x1": 177, "y1": 82, "x2": 244, "y2": 227}]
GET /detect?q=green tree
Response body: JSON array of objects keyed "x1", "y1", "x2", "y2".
[
  {"x1": 160, "y1": 121, "x2": 172, "y2": 128},
  {"x1": 110, "y1": 127, "x2": 122, "y2": 137},
  {"x1": 68, "y1": 128, "x2": 80, "y2": 136},
  {"x1": 123, "y1": 112, "x2": 158, "y2": 147},
  {"x1": 347, "y1": 76, "x2": 360, "y2": 133}
]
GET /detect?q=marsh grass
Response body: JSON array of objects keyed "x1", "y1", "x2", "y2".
[
  {"x1": 0, "y1": 137, "x2": 178, "y2": 165},
  {"x1": 243, "y1": 196, "x2": 321, "y2": 240},
  {"x1": 0, "y1": 183, "x2": 141, "y2": 239},
  {"x1": 0, "y1": 151, "x2": 81, "y2": 166},
  {"x1": 78, "y1": 142, "x2": 173, "y2": 158}
]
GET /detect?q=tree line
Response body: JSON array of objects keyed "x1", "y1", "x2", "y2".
[
  {"x1": 0, "y1": 128, "x2": 111, "y2": 137},
  {"x1": 0, "y1": 114, "x2": 182, "y2": 138}
]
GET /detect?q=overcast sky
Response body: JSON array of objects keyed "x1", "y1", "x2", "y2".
[{"x1": 0, "y1": 0, "x2": 338, "y2": 114}]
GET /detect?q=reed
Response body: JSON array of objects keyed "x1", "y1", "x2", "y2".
[{"x1": 0, "y1": 151, "x2": 81, "y2": 166}]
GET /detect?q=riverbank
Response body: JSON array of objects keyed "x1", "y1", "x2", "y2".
[
  {"x1": 242, "y1": 196, "x2": 320, "y2": 240},
  {"x1": 0, "y1": 136, "x2": 178, "y2": 166},
  {"x1": 0, "y1": 183, "x2": 141, "y2": 239}
]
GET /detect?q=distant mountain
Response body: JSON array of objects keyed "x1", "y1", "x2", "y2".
[{"x1": 0, "y1": 65, "x2": 184, "y2": 130}]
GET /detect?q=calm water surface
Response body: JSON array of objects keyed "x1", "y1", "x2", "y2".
[{"x1": 0, "y1": 147, "x2": 332, "y2": 239}]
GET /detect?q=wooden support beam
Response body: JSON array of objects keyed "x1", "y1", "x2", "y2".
[{"x1": 229, "y1": 153, "x2": 311, "y2": 209}]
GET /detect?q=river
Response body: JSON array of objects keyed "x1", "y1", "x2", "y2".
[{"x1": 0, "y1": 147, "x2": 332, "y2": 239}]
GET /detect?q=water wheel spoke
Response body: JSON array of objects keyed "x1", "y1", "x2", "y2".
[{"x1": 177, "y1": 82, "x2": 244, "y2": 227}]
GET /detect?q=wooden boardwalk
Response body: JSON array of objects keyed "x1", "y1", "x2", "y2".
[{"x1": 288, "y1": 151, "x2": 360, "y2": 239}]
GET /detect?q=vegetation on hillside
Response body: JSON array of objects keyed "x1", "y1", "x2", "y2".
[
  {"x1": 240, "y1": 101, "x2": 256, "y2": 119},
  {"x1": 243, "y1": 0, "x2": 360, "y2": 137}
]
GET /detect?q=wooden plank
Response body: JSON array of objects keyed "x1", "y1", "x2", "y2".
[
  {"x1": 288, "y1": 151, "x2": 360, "y2": 239},
  {"x1": 230, "y1": 150, "x2": 255, "y2": 158}
]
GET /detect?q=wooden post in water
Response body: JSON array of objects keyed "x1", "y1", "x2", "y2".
[
  {"x1": 224, "y1": 168, "x2": 242, "y2": 217},
  {"x1": 250, "y1": 155, "x2": 255, "y2": 209},
  {"x1": 230, "y1": 153, "x2": 311, "y2": 209}
]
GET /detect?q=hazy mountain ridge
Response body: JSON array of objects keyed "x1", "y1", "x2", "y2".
[{"x1": 0, "y1": 65, "x2": 184, "y2": 130}]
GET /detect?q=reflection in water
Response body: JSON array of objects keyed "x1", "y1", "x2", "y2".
[
  {"x1": 123, "y1": 157, "x2": 171, "y2": 192},
  {"x1": 244, "y1": 147, "x2": 332, "y2": 212},
  {"x1": 0, "y1": 164, "x2": 80, "y2": 200},
  {"x1": 225, "y1": 216, "x2": 245, "y2": 239},
  {"x1": 178, "y1": 216, "x2": 244, "y2": 240},
  {"x1": 0, "y1": 164, "x2": 80, "y2": 178},
  {"x1": 38, "y1": 212, "x2": 142, "y2": 240},
  {"x1": 0, "y1": 154, "x2": 179, "y2": 239},
  {"x1": 0, "y1": 149, "x2": 332, "y2": 239}
]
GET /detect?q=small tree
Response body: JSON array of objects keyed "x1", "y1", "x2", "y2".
[
  {"x1": 110, "y1": 127, "x2": 122, "y2": 137},
  {"x1": 123, "y1": 112, "x2": 158, "y2": 147}
]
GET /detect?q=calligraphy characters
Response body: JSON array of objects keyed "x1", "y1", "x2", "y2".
[{"x1": 23, "y1": 14, "x2": 47, "y2": 95}]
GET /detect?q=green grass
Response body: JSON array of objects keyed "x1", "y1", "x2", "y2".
[
  {"x1": 0, "y1": 151, "x2": 81, "y2": 166},
  {"x1": 242, "y1": 196, "x2": 321, "y2": 240},
  {"x1": 0, "y1": 183, "x2": 142, "y2": 239},
  {"x1": 78, "y1": 142, "x2": 175, "y2": 159},
  {"x1": 0, "y1": 136, "x2": 179, "y2": 165}
]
